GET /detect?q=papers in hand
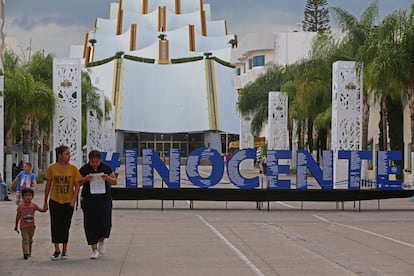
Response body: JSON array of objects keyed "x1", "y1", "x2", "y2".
[{"x1": 89, "y1": 173, "x2": 106, "y2": 194}]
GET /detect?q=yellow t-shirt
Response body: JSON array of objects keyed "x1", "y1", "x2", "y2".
[{"x1": 46, "y1": 163, "x2": 81, "y2": 204}]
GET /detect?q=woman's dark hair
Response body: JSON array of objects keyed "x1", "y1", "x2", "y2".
[
  {"x1": 55, "y1": 145, "x2": 69, "y2": 162},
  {"x1": 22, "y1": 188, "x2": 34, "y2": 197},
  {"x1": 89, "y1": 150, "x2": 102, "y2": 160}
]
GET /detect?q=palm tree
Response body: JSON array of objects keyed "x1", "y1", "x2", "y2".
[
  {"x1": 330, "y1": 0, "x2": 379, "y2": 151},
  {"x1": 238, "y1": 66, "x2": 292, "y2": 136},
  {"x1": 3, "y1": 50, "x2": 33, "y2": 183},
  {"x1": 23, "y1": 51, "x2": 55, "y2": 173},
  {"x1": 81, "y1": 70, "x2": 112, "y2": 148},
  {"x1": 361, "y1": 8, "x2": 414, "y2": 174},
  {"x1": 287, "y1": 33, "x2": 344, "y2": 157},
  {"x1": 29, "y1": 82, "x2": 55, "y2": 173}
]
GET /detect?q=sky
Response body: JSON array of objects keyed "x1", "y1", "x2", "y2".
[{"x1": 5, "y1": 0, "x2": 413, "y2": 59}]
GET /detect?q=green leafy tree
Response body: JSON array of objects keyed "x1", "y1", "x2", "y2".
[
  {"x1": 3, "y1": 50, "x2": 33, "y2": 182},
  {"x1": 24, "y1": 51, "x2": 55, "y2": 172},
  {"x1": 361, "y1": 7, "x2": 414, "y2": 172},
  {"x1": 302, "y1": 0, "x2": 331, "y2": 33},
  {"x1": 238, "y1": 66, "x2": 293, "y2": 136},
  {"x1": 26, "y1": 51, "x2": 54, "y2": 88},
  {"x1": 331, "y1": 0, "x2": 379, "y2": 150},
  {"x1": 3, "y1": 49, "x2": 56, "y2": 176},
  {"x1": 81, "y1": 70, "x2": 112, "y2": 147}
]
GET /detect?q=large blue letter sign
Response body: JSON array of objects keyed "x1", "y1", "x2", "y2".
[
  {"x1": 267, "y1": 150, "x2": 292, "y2": 189},
  {"x1": 227, "y1": 148, "x2": 259, "y2": 189},
  {"x1": 296, "y1": 150, "x2": 333, "y2": 190},
  {"x1": 124, "y1": 148, "x2": 138, "y2": 188},
  {"x1": 120, "y1": 147, "x2": 402, "y2": 191},
  {"x1": 142, "y1": 148, "x2": 181, "y2": 188},
  {"x1": 376, "y1": 151, "x2": 402, "y2": 190},
  {"x1": 101, "y1": 152, "x2": 121, "y2": 177},
  {"x1": 338, "y1": 150, "x2": 372, "y2": 189},
  {"x1": 186, "y1": 148, "x2": 224, "y2": 188}
]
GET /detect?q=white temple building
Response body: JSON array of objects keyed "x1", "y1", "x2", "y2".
[{"x1": 70, "y1": 0, "x2": 239, "y2": 158}]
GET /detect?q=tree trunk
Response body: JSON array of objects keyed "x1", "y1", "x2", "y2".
[
  {"x1": 42, "y1": 130, "x2": 52, "y2": 167},
  {"x1": 312, "y1": 123, "x2": 319, "y2": 160},
  {"x1": 32, "y1": 119, "x2": 40, "y2": 174},
  {"x1": 4, "y1": 122, "x2": 14, "y2": 183},
  {"x1": 381, "y1": 96, "x2": 388, "y2": 151},
  {"x1": 409, "y1": 85, "x2": 414, "y2": 153},
  {"x1": 307, "y1": 118, "x2": 313, "y2": 152},
  {"x1": 387, "y1": 96, "x2": 404, "y2": 180},
  {"x1": 361, "y1": 89, "x2": 370, "y2": 150},
  {"x1": 22, "y1": 117, "x2": 32, "y2": 155}
]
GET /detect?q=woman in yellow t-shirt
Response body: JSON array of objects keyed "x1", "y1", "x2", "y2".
[{"x1": 43, "y1": 145, "x2": 81, "y2": 261}]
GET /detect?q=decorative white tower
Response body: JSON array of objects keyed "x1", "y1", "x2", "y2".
[
  {"x1": 240, "y1": 115, "x2": 254, "y2": 169},
  {"x1": 331, "y1": 61, "x2": 363, "y2": 188},
  {"x1": 268, "y1": 92, "x2": 289, "y2": 151},
  {"x1": 53, "y1": 58, "x2": 82, "y2": 167}
]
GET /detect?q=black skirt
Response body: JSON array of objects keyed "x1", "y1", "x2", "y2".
[
  {"x1": 81, "y1": 197, "x2": 112, "y2": 245},
  {"x1": 49, "y1": 199, "x2": 74, "y2": 244}
]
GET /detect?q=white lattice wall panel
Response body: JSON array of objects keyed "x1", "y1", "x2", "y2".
[
  {"x1": 239, "y1": 114, "x2": 254, "y2": 169},
  {"x1": 87, "y1": 91, "x2": 116, "y2": 154},
  {"x1": 268, "y1": 92, "x2": 288, "y2": 150},
  {"x1": 53, "y1": 58, "x2": 82, "y2": 167},
  {"x1": 240, "y1": 115, "x2": 254, "y2": 149},
  {"x1": 87, "y1": 90, "x2": 104, "y2": 153},
  {"x1": 331, "y1": 61, "x2": 363, "y2": 188},
  {"x1": 101, "y1": 109, "x2": 116, "y2": 153}
]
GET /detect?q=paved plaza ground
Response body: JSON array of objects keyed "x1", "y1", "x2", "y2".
[{"x1": 1, "y1": 168, "x2": 414, "y2": 275}]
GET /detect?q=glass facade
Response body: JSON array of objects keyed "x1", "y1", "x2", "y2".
[
  {"x1": 124, "y1": 132, "x2": 205, "y2": 157},
  {"x1": 123, "y1": 132, "x2": 239, "y2": 157}
]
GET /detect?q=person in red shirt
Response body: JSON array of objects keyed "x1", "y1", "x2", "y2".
[{"x1": 14, "y1": 188, "x2": 46, "y2": 259}]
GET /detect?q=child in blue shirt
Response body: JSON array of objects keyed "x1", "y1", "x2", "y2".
[{"x1": 11, "y1": 162, "x2": 37, "y2": 205}]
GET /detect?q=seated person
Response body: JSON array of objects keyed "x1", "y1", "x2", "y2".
[{"x1": 0, "y1": 173, "x2": 11, "y2": 201}]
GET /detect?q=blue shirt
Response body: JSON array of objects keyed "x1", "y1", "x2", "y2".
[{"x1": 16, "y1": 171, "x2": 36, "y2": 191}]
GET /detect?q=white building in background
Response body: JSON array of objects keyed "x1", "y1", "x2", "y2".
[
  {"x1": 70, "y1": 0, "x2": 239, "y2": 158},
  {"x1": 231, "y1": 31, "x2": 317, "y2": 151},
  {"x1": 232, "y1": 32, "x2": 317, "y2": 89}
]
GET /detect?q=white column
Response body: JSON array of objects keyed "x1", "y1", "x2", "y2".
[
  {"x1": 240, "y1": 114, "x2": 254, "y2": 169},
  {"x1": 101, "y1": 109, "x2": 116, "y2": 153},
  {"x1": 268, "y1": 92, "x2": 288, "y2": 150},
  {"x1": 87, "y1": 90, "x2": 105, "y2": 154},
  {"x1": 53, "y1": 58, "x2": 82, "y2": 167},
  {"x1": 331, "y1": 61, "x2": 363, "y2": 188}
]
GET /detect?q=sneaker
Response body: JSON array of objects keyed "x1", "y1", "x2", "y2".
[
  {"x1": 4, "y1": 197, "x2": 11, "y2": 201},
  {"x1": 61, "y1": 252, "x2": 68, "y2": 260},
  {"x1": 51, "y1": 251, "x2": 60, "y2": 261},
  {"x1": 23, "y1": 254, "x2": 29, "y2": 260},
  {"x1": 90, "y1": 250, "x2": 99, "y2": 259},
  {"x1": 98, "y1": 241, "x2": 105, "y2": 254}
]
